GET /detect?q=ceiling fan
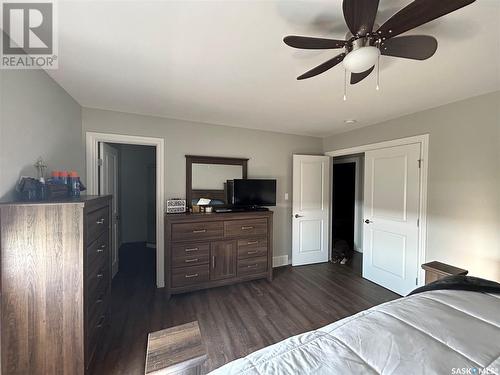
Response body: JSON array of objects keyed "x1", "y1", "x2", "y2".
[{"x1": 283, "y1": 0, "x2": 476, "y2": 87}]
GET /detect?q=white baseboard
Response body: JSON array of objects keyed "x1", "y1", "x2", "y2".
[{"x1": 273, "y1": 255, "x2": 290, "y2": 268}]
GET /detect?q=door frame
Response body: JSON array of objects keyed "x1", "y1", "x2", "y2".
[
  {"x1": 86, "y1": 132, "x2": 166, "y2": 288},
  {"x1": 325, "y1": 134, "x2": 429, "y2": 286}
]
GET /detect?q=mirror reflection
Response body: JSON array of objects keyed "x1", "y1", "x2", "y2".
[
  {"x1": 191, "y1": 163, "x2": 243, "y2": 205},
  {"x1": 191, "y1": 164, "x2": 243, "y2": 190}
]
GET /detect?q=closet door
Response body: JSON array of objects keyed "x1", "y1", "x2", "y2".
[{"x1": 363, "y1": 143, "x2": 421, "y2": 296}]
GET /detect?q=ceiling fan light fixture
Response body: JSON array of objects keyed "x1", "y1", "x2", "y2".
[{"x1": 342, "y1": 46, "x2": 380, "y2": 73}]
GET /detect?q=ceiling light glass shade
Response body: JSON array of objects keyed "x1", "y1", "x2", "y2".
[{"x1": 343, "y1": 46, "x2": 380, "y2": 73}]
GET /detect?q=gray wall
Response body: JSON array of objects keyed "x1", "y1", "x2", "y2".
[
  {"x1": 117, "y1": 144, "x2": 156, "y2": 244},
  {"x1": 323, "y1": 91, "x2": 500, "y2": 282},
  {"x1": 82, "y1": 108, "x2": 324, "y2": 260},
  {"x1": 0, "y1": 70, "x2": 83, "y2": 200}
]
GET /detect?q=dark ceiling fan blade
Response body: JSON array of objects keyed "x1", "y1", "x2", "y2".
[
  {"x1": 343, "y1": 0, "x2": 380, "y2": 36},
  {"x1": 381, "y1": 35, "x2": 438, "y2": 60},
  {"x1": 297, "y1": 53, "x2": 346, "y2": 80},
  {"x1": 283, "y1": 36, "x2": 346, "y2": 49},
  {"x1": 377, "y1": 0, "x2": 476, "y2": 38},
  {"x1": 350, "y1": 65, "x2": 374, "y2": 84}
]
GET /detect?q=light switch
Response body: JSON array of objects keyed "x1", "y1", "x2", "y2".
[{"x1": 284, "y1": 193, "x2": 289, "y2": 201}]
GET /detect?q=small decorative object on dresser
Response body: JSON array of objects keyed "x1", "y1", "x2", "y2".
[
  {"x1": 167, "y1": 198, "x2": 186, "y2": 214},
  {"x1": 165, "y1": 210, "x2": 273, "y2": 299},
  {"x1": 145, "y1": 321, "x2": 206, "y2": 375},
  {"x1": 0, "y1": 195, "x2": 112, "y2": 374},
  {"x1": 422, "y1": 261, "x2": 468, "y2": 284}
]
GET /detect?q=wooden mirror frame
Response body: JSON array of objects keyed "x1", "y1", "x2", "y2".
[{"x1": 186, "y1": 155, "x2": 248, "y2": 207}]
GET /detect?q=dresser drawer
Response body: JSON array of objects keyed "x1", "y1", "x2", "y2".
[
  {"x1": 237, "y1": 238, "x2": 268, "y2": 259},
  {"x1": 225, "y1": 218, "x2": 267, "y2": 238},
  {"x1": 171, "y1": 222, "x2": 223, "y2": 242},
  {"x1": 171, "y1": 264, "x2": 209, "y2": 288},
  {"x1": 172, "y1": 242, "x2": 210, "y2": 258},
  {"x1": 87, "y1": 232, "x2": 109, "y2": 276},
  {"x1": 237, "y1": 256, "x2": 268, "y2": 276},
  {"x1": 87, "y1": 259, "x2": 109, "y2": 302},
  {"x1": 88, "y1": 278, "x2": 109, "y2": 324},
  {"x1": 87, "y1": 309, "x2": 108, "y2": 367},
  {"x1": 172, "y1": 242, "x2": 210, "y2": 268},
  {"x1": 172, "y1": 252, "x2": 209, "y2": 269},
  {"x1": 87, "y1": 206, "x2": 109, "y2": 244}
]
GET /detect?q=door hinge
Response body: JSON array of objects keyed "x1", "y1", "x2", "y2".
[
  {"x1": 417, "y1": 218, "x2": 420, "y2": 227},
  {"x1": 97, "y1": 158, "x2": 103, "y2": 166},
  {"x1": 418, "y1": 159, "x2": 422, "y2": 168},
  {"x1": 416, "y1": 277, "x2": 418, "y2": 285}
]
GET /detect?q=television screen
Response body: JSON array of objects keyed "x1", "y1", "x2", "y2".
[{"x1": 233, "y1": 179, "x2": 276, "y2": 207}]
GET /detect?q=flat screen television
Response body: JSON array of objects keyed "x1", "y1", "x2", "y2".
[{"x1": 232, "y1": 179, "x2": 276, "y2": 207}]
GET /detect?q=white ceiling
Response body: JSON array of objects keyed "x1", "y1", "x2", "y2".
[{"x1": 48, "y1": 0, "x2": 500, "y2": 137}]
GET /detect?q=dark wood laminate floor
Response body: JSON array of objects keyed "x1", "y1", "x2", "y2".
[{"x1": 91, "y1": 244, "x2": 398, "y2": 375}]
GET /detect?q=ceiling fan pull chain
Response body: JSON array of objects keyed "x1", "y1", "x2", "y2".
[
  {"x1": 343, "y1": 68, "x2": 347, "y2": 101},
  {"x1": 376, "y1": 55, "x2": 380, "y2": 91}
]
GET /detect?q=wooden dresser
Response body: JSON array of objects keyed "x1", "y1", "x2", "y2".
[
  {"x1": 0, "y1": 195, "x2": 112, "y2": 374},
  {"x1": 422, "y1": 261, "x2": 468, "y2": 284},
  {"x1": 165, "y1": 211, "x2": 273, "y2": 298}
]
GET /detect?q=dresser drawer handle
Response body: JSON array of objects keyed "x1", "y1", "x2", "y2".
[
  {"x1": 96, "y1": 315, "x2": 106, "y2": 328},
  {"x1": 96, "y1": 295, "x2": 104, "y2": 304},
  {"x1": 192, "y1": 229, "x2": 206, "y2": 233},
  {"x1": 247, "y1": 250, "x2": 258, "y2": 255},
  {"x1": 97, "y1": 273, "x2": 104, "y2": 279},
  {"x1": 96, "y1": 218, "x2": 105, "y2": 225},
  {"x1": 185, "y1": 258, "x2": 199, "y2": 263},
  {"x1": 185, "y1": 247, "x2": 199, "y2": 252},
  {"x1": 97, "y1": 244, "x2": 106, "y2": 253},
  {"x1": 185, "y1": 273, "x2": 199, "y2": 278},
  {"x1": 246, "y1": 241, "x2": 259, "y2": 245},
  {"x1": 246, "y1": 264, "x2": 259, "y2": 269},
  {"x1": 241, "y1": 226, "x2": 254, "y2": 230}
]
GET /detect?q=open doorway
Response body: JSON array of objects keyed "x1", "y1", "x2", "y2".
[
  {"x1": 99, "y1": 143, "x2": 157, "y2": 283},
  {"x1": 331, "y1": 155, "x2": 363, "y2": 275},
  {"x1": 86, "y1": 132, "x2": 165, "y2": 288}
]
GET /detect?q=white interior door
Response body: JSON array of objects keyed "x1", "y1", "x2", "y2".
[
  {"x1": 100, "y1": 143, "x2": 120, "y2": 277},
  {"x1": 292, "y1": 155, "x2": 330, "y2": 266},
  {"x1": 363, "y1": 143, "x2": 421, "y2": 295}
]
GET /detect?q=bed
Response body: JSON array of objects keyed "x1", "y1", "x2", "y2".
[{"x1": 210, "y1": 284, "x2": 500, "y2": 374}]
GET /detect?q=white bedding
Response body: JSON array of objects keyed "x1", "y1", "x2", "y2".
[{"x1": 210, "y1": 290, "x2": 500, "y2": 375}]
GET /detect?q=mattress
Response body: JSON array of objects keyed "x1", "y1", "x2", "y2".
[{"x1": 209, "y1": 290, "x2": 500, "y2": 374}]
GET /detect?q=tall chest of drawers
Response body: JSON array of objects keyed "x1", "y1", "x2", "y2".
[
  {"x1": 165, "y1": 211, "x2": 273, "y2": 298},
  {"x1": 0, "y1": 195, "x2": 112, "y2": 374}
]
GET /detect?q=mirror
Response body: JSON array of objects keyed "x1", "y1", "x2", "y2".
[
  {"x1": 192, "y1": 164, "x2": 243, "y2": 190},
  {"x1": 186, "y1": 155, "x2": 248, "y2": 206}
]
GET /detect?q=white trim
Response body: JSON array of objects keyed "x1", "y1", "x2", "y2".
[
  {"x1": 273, "y1": 255, "x2": 290, "y2": 268},
  {"x1": 86, "y1": 132, "x2": 165, "y2": 288},
  {"x1": 325, "y1": 135, "x2": 428, "y2": 157},
  {"x1": 325, "y1": 134, "x2": 429, "y2": 287}
]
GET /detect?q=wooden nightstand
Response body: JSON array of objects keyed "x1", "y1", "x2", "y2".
[
  {"x1": 422, "y1": 261, "x2": 468, "y2": 285},
  {"x1": 145, "y1": 321, "x2": 207, "y2": 375}
]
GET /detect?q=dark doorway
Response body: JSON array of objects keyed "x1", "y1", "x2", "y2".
[{"x1": 332, "y1": 162, "x2": 356, "y2": 265}]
